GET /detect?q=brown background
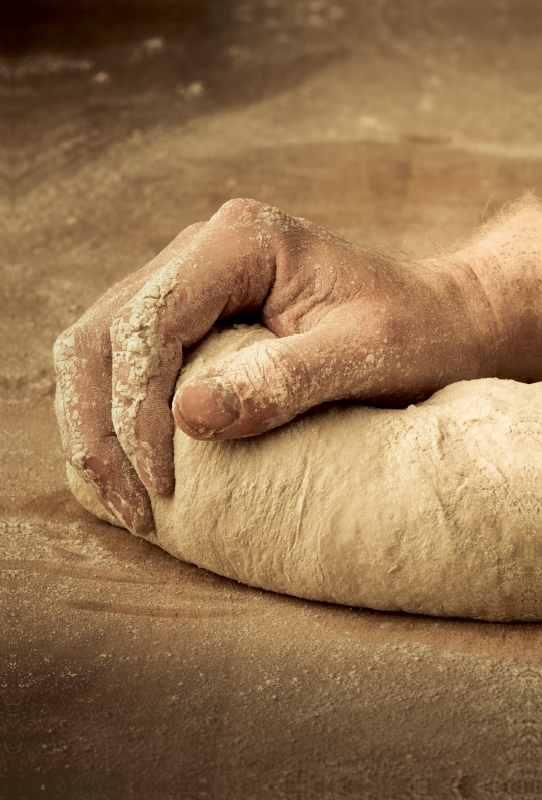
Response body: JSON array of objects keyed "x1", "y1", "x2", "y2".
[{"x1": 2, "y1": 1, "x2": 542, "y2": 797}]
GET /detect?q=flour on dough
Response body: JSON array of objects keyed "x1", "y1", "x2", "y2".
[{"x1": 68, "y1": 324, "x2": 542, "y2": 622}]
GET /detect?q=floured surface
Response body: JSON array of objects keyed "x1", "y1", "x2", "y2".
[
  {"x1": 6, "y1": 2, "x2": 542, "y2": 795},
  {"x1": 71, "y1": 325, "x2": 542, "y2": 621}
]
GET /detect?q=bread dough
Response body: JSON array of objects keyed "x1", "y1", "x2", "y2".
[{"x1": 68, "y1": 325, "x2": 542, "y2": 622}]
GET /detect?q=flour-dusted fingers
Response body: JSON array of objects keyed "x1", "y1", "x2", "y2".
[
  {"x1": 53, "y1": 222, "x2": 206, "y2": 534},
  {"x1": 54, "y1": 315, "x2": 155, "y2": 535},
  {"x1": 110, "y1": 196, "x2": 494, "y2": 469},
  {"x1": 110, "y1": 200, "x2": 279, "y2": 492}
]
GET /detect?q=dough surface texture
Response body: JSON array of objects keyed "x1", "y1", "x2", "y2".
[{"x1": 69, "y1": 325, "x2": 542, "y2": 622}]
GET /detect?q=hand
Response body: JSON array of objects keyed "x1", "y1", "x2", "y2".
[{"x1": 54, "y1": 198, "x2": 536, "y2": 536}]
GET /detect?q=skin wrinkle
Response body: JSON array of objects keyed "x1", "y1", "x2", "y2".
[
  {"x1": 481, "y1": 210, "x2": 541, "y2": 377},
  {"x1": 297, "y1": 269, "x2": 340, "y2": 329},
  {"x1": 419, "y1": 256, "x2": 494, "y2": 377},
  {"x1": 268, "y1": 233, "x2": 360, "y2": 332},
  {"x1": 484, "y1": 243, "x2": 516, "y2": 338},
  {"x1": 456, "y1": 254, "x2": 504, "y2": 370},
  {"x1": 266, "y1": 336, "x2": 313, "y2": 410},
  {"x1": 219, "y1": 259, "x2": 261, "y2": 320}
]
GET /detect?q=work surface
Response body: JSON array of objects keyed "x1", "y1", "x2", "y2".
[{"x1": 2, "y1": 2, "x2": 542, "y2": 797}]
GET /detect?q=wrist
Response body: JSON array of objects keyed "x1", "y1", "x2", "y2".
[
  {"x1": 422, "y1": 206, "x2": 542, "y2": 383},
  {"x1": 417, "y1": 250, "x2": 502, "y2": 383}
]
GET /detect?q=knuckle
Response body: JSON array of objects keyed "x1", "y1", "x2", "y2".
[
  {"x1": 67, "y1": 449, "x2": 108, "y2": 498},
  {"x1": 53, "y1": 321, "x2": 101, "y2": 375},
  {"x1": 67, "y1": 448, "x2": 91, "y2": 473},
  {"x1": 216, "y1": 197, "x2": 266, "y2": 225}
]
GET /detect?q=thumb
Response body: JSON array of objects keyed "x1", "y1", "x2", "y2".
[{"x1": 172, "y1": 323, "x2": 365, "y2": 440}]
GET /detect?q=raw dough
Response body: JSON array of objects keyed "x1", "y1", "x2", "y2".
[{"x1": 68, "y1": 325, "x2": 542, "y2": 622}]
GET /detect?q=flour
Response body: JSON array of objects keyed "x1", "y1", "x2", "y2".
[
  {"x1": 68, "y1": 324, "x2": 542, "y2": 622},
  {"x1": 110, "y1": 255, "x2": 184, "y2": 462}
]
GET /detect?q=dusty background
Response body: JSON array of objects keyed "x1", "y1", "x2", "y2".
[{"x1": 2, "y1": 1, "x2": 542, "y2": 797}]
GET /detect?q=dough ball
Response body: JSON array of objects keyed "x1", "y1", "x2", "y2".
[{"x1": 69, "y1": 325, "x2": 542, "y2": 622}]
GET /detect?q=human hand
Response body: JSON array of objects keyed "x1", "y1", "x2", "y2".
[{"x1": 55, "y1": 198, "x2": 524, "y2": 536}]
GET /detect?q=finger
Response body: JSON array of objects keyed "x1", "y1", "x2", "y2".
[
  {"x1": 110, "y1": 200, "x2": 278, "y2": 492},
  {"x1": 172, "y1": 309, "x2": 377, "y2": 439},
  {"x1": 53, "y1": 222, "x2": 207, "y2": 531},
  {"x1": 53, "y1": 324, "x2": 155, "y2": 536}
]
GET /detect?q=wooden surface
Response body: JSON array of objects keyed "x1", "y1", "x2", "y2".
[{"x1": 2, "y1": 2, "x2": 542, "y2": 797}]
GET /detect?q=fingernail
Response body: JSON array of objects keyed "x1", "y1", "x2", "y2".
[
  {"x1": 177, "y1": 378, "x2": 241, "y2": 433},
  {"x1": 101, "y1": 491, "x2": 133, "y2": 531}
]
